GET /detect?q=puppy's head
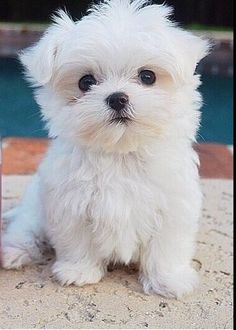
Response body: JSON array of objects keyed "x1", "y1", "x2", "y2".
[{"x1": 20, "y1": 0, "x2": 209, "y2": 153}]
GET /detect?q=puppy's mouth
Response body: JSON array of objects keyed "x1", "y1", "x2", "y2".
[
  {"x1": 109, "y1": 107, "x2": 135, "y2": 125},
  {"x1": 110, "y1": 116, "x2": 132, "y2": 125}
]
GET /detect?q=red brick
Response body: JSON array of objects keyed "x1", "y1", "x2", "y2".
[
  {"x1": 194, "y1": 143, "x2": 233, "y2": 179},
  {"x1": 2, "y1": 138, "x2": 48, "y2": 175},
  {"x1": 1, "y1": 138, "x2": 233, "y2": 179}
]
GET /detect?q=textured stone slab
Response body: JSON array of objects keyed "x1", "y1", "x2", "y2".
[{"x1": 0, "y1": 177, "x2": 233, "y2": 329}]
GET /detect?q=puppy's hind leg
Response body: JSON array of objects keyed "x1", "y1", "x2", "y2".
[{"x1": 2, "y1": 175, "x2": 46, "y2": 269}]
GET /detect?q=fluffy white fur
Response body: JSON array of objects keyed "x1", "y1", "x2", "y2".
[{"x1": 2, "y1": 0, "x2": 209, "y2": 298}]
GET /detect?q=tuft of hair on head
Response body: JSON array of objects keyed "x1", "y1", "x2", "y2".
[
  {"x1": 89, "y1": 0, "x2": 172, "y2": 15},
  {"x1": 51, "y1": 8, "x2": 75, "y2": 30}
]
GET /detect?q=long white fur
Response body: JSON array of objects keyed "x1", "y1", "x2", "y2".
[{"x1": 2, "y1": 0, "x2": 209, "y2": 298}]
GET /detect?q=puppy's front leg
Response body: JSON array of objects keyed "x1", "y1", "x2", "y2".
[
  {"x1": 51, "y1": 226, "x2": 105, "y2": 287},
  {"x1": 140, "y1": 200, "x2": 200, "y2": 298}
]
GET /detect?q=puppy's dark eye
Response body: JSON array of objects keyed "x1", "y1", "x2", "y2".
[
  {"x1": 79, "y1": 74, "x2": 97, "y2": 92},
  {"x1": 139, "y1": 70, "x2": 156, "y2": 85}
]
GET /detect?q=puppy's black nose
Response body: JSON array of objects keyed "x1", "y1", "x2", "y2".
[{"x1": 106, "y1": 92, "x2": 129, "y2": 111}]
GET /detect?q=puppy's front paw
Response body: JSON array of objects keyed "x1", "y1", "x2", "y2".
[
  {"x1": 140, "y1": 266, "x2": 199, "y2": 299},
  {"x1": 52, "y1": 260, "x2": 104, "y2": 286}
]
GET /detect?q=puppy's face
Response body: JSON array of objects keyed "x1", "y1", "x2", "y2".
[{"x1": 21, "y1": 1, "x2": 209, "y2": 153}]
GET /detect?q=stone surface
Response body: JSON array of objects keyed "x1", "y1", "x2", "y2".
[
  {"x1": 1, "y1": 138, "x2": 234, "y2": 179},
  {"x1": 1, "y1": 24, "x2": 233, "y2": 79},
  {"x1": 0, "y1": 176, "x2": 233, "y2": 329}
]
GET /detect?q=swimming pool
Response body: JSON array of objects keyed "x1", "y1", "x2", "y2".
[{"x1": 0, "y1": 57, "x2": 233, "y2": 144}]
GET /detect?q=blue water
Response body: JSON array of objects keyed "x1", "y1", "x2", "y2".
[{"x1": 0, "y1": 57, "x2": 233, "y2": 144}]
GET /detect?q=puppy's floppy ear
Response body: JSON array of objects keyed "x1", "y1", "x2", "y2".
[
  {"x1": 176, "y1": 30, "x2": 210, "y2": 78},
  {"x1": 185, "y1": 33, "x2": 210, "y2": 74},
  {"x1": 19, "y1": 9, "x2": 75, "y2": 86}
]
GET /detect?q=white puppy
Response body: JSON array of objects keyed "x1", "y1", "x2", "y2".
[{"x1": 2, "y1": 0, "x2": 209, "y2": 298}]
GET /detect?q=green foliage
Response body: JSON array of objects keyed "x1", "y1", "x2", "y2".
[{"x1": 187, "y1": 24, "x2": 233, "y2": 32}]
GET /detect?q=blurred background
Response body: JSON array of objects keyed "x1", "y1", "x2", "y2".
[{"x1": 0, "y1": 0, "x2": 233, "y2": 144}]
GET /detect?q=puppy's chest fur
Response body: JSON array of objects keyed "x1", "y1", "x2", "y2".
[
  {"x1": 86, "y1": 159, "x2": 162, "y2": 263},
  {"x1": 42, "y1": 146, "x2": 164, "y2": 264}
]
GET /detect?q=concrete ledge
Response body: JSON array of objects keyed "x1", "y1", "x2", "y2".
[{"x1": 0, "y1": 177, "x2": 233, "y2": 329}]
